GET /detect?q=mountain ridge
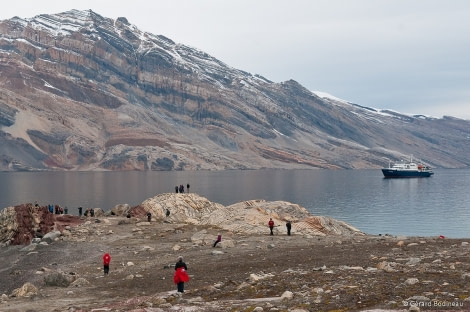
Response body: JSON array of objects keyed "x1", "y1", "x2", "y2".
[{"x1": 0, "y1": 9, "x2": 469, "y2": 171}]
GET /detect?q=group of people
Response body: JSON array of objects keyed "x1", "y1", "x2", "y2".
[
  {"x1": 79, "y1": 207, "x2": 94, "y2": 217},
  {"x1": 268, "y1": 218, "x2": 292, "y2": 236},
  {"x1": 46, "y1": 204, "x2": 68, "y2": 215},
  {"x1": 175, "y1": 183, "x2": 190, "y2": 193},
  {"x1": 101, "y1": 252, "x2": 189, "y2": 293},
  {"x1": 98, "y1": 216, "x2": 291, "y2": 294}
]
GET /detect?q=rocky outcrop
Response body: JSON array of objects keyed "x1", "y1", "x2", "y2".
[
  {"x1": 0, "y1": 204, "x2": 54, "y2": 245},
  {"x1": 130, "y1": 193, "x2": 363, "y2": 236},
  {"x1": 0, "y1": 204, "x2": 82, "y2": 246},
  {"x1": 135, "y1": 193, "x2": 224, "y2": 224},
  {"x1": 10, "y1": 282, "x2": 38, "y2": 297},
  {"x1": 199, "y1": 199, "x2": 362, "y2": 235},
  {"x1": 1, "y1": 194, "x2": 361, "y2": 246}
]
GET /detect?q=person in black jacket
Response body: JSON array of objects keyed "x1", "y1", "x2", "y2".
[
  {"x1": 175, "y1": 256, "x2": 187, "y2": 270},
  {"x1": 174, "y1": 256, "x2": 188, "y2": 293}
]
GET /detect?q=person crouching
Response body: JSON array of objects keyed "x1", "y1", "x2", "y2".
[{"x1": 213, "y1": 234, "x2": 222, "y2": 247}]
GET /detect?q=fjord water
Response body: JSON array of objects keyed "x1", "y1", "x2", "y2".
[{"x1": 1, "y1": 169, "x2": 469, "y2": 238}]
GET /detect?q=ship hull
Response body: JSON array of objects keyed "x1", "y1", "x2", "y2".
[{"x1": 381, "y1": 169, "x2": 434, "y2": 178}]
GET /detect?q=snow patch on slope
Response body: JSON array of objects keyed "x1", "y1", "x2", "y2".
[
  {"x1": 3, "y1": 110, "x2": 49, "y2": 151},
  {"x1": 313, "y1": 91, "x2": 350, "y2": 104}
]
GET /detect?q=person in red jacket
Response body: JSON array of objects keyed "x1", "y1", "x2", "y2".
[
  {"x1": 268, "y1": 218, "x2": 274, "y2": 235},
  {"x1": 174, "y1": 256, "x2": 189, "y2": 293},
  {"x1": 103, "y1": 252, "x2": 111, "y2": 275}
]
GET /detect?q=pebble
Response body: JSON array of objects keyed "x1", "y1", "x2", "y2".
[{"x1": 405, "y1": 278, "x2": 419, "y2": 285}]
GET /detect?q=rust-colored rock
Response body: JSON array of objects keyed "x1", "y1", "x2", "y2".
[
  {"x1": 11, "y1": 204, "x2": 55, "y2": 245},
  {"x1": 54, "y1": 214, "x2": 84, "y2": 232},
  {"x1": 0, "y1": 203, "x2": 83, "y2": 245}
]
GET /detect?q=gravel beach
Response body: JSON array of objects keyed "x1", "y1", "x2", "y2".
[{"x1": 1, "y1": 214, "x2": 470, "y2": 312}]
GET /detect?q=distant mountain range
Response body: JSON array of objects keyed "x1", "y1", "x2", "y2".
[{"x1": 0, "y1": 9, "x2": 469, "y2": 171}]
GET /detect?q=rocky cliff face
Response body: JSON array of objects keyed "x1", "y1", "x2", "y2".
[
  {"x1": 0, "y1": 204, "x2": 55, "y2": 245},
  {"x1": 1, "y1": 9, "x2": 469, "y2": 171}
]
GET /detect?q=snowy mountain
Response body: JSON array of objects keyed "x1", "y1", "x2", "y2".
[{"x1": 0, "y1": 10, "x2": 469, "y2": 171}]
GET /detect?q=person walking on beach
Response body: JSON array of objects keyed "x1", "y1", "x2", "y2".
[
  {"x1": 286, "y1": 220, "x2": 292, "y2": 236},
  {"x1": 174, "y1": 256, "x2": 189, "y2": 293},
  {"x1": 213, "y1": 233, "x2": 222, "y2": 247},
  {"x1": 103, "y1": 252, "x2": 111, "y2": 275},
  {"x1": 268, "y1": 218, "x2": 274, "y2": 235}
]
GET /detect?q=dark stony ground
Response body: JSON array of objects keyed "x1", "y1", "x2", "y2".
[{"x1": 1, "y1": 216, "x2": 470, "y2": 311}]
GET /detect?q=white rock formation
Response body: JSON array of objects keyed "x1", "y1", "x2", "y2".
[{"x1": 134, "y1": 193, "x2": 363, "y2": 236}]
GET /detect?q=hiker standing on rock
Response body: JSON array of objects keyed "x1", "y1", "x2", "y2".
[
  {"x1": 147, "y1": 212, "x2": 151, "y2": 222},
  {"x1": 286, "y1": 221, "x2": 292, "y2": 236},
  {"x1": 174, "y1": 256, "x2": 189, "y2": 293},
  {"x1": 269, "y1": 218, "x2": 274, "y2": 235},
  {"x1": 103, "y1": 252, "x2": 111, "y2": 275}
]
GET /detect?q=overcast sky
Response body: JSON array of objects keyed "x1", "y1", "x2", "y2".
[{"x1": 1, "y1": 0, "x2": 469, "y2": 120}]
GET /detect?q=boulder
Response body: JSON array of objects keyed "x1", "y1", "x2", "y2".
[
  {"x1": 280, "y1": 290, "x2": 294, "y2": 301},
  {"x1": 111, "y1": 204, "x2": 130, "y2": 216},
  {"x1": 11, "y1": 282, "x2": 38, "y2": 297},
  {"x1": 93, "y1": 208, "x2": 105, "y2": 217},
  {"x1": 219, "y1": 240, "x2": 235, "y2": 248},
  {"x1": 42, "y1": 230, "x2": 61, "y2": 244},
  {"x1": 44, "y1": 272, "x2": 75, "y2": 287},
  {"x1": 20, "y1": 244, "x2": 37, "y2": 252},
  {"x1": 71, "y1": 278, "x2": 90, "y2": 287}
]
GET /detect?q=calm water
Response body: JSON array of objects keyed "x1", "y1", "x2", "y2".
[{"x1": 1, "y1": 169, "x2": 469, "y2": 238}]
